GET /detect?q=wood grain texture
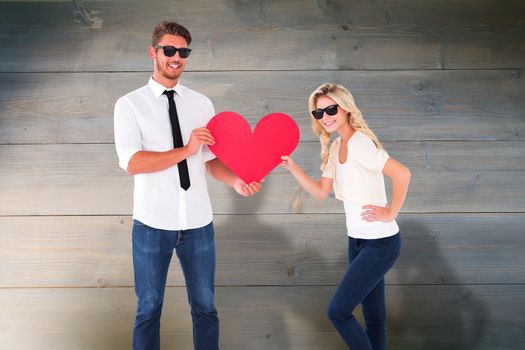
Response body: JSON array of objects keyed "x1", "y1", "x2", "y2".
[
  {"x1": 1, "y1": 214, "x2": 524, "y2": 288},
  {"x1": 0, "y1": 141, "x2": 523, "y2": 215},
  {"x1": 1, "y1": 285, "x2": 523, "y2": 350},
  {"x1": 0, "y1": 0, "x2": 523, "y2": 71},
  {"x1": 1, "y1": 70, "x2": 523, "y2": 144},
  {"x1": 1, "y1": 1, "x2": 524, "y2": 348}
]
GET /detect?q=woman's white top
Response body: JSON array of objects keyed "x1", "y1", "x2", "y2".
[{"x1": 322, "y1": 131, "x2": 399, "y2": 239}]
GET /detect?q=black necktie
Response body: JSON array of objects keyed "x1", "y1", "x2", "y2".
[{"x1": 163, "y1": 90, "x2": 190, "y2": 190}]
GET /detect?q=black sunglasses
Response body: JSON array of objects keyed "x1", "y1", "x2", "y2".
[
  {"x1": 154, "y1": 45, "x2": 192, "y2": 58},
  {"x1": 311, "y1": 104, "x2": 339, "y2": 119}
]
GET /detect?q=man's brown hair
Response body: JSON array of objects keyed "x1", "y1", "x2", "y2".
[{"x1": 151, "y1": 21, "x2": 192, "y2": 46}]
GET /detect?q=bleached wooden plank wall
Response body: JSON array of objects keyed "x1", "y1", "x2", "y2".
[{"x1": 1, "y1": 1, "x2": 524, "y2": 349}]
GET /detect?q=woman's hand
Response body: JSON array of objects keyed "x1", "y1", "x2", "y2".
[
  {"x1": 361, "y1": 205, "x2": 396, "y2": 222},
  {"x1": 280, "y1": 155, "x2": 297, "y2": 172},
  {"x1": 280, "y1": 155, "x2": 332, "y2": 201}
]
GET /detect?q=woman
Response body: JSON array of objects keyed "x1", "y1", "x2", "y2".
[{"x1": 281, "y1": 83, "x2": 411, "y2": 349}]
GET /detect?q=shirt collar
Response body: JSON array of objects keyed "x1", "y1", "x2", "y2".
[{"x1": 148, "y1": 77, "x2": 184, "y2": 98}]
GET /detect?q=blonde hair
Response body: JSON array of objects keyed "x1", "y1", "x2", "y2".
[{"x1": 308, "y1": 83, "x2": 383, "y2": 170}]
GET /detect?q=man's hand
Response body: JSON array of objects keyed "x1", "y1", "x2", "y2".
[
  {"x1": 185, "y1": 127, "x2": 215, "y2": 157},
  {"x1": 232, "y1": 178, "x2": 264, "y2": 197}
]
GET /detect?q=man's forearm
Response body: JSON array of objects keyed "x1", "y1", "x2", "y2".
[
  {"x1": 206, "y1": 158, "x2": 237, "y2": 187},
  {"x1": 127, "y1": 148, "x2": 191, "y2": 175}
]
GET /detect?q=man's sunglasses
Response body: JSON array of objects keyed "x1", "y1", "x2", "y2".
[
  {"x1": 311, "y1": 104, "x2": 339, "y2": 119},
  {"x1": 154, "y1": 45, "x2": 192, "y2": 58}
]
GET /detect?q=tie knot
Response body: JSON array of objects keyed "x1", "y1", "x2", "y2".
[{"x1": 163, "y1": 90, "x2": 175, "y2": 99}]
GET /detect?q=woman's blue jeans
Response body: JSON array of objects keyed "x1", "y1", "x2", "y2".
[
  {"x1": 327, "y1": 233, "x2": 401, "y2": 350},
  {"x1": 132, "y1": 220, "x2": 219, "y2": 350}
]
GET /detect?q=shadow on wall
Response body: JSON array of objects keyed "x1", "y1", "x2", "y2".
[
  {"x1": 215, "y1": 205, "x2": 492, "y2": 349},
  {"x1": 213, "y1": 179, "x2": 345, "y2": 350},
  {"x1": 214, "y1": 186, "x2": 492, "y2": 349},
  {"x1": 212, "y1": 176, "x2": 490, "y2": 349},
  {"x1": 389, "y1": 219, "x2": 489, "y2": 349}
]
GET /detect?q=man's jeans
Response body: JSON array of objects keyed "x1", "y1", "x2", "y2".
[
  {"x1": 132, "y1": 220, "x2": 219, "y2": 350},
  {"x1": 327, "y1": 233, "x2": 401, "y2": 350}
]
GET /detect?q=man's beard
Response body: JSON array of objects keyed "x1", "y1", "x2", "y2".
[{"x1": 156, "y1": 60, "x2": 181, "y2": 80}]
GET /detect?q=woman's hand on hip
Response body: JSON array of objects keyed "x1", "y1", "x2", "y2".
[{"x1": 361, "y1": 205, "x2": 396, "y2": 222}]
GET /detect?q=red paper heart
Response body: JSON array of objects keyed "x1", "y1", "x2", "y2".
[{"x1": 207, "y1": 111, "x2": 300, "y2": 183}]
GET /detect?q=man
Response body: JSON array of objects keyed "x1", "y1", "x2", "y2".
[{"x1": 114, "y1": 21, "x2": 262, "y2": 350}]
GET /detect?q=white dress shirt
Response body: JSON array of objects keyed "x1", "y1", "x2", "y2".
[
  {"x1": 322, "y1": 131, "x2": 399, "y2": 239},
  {"x1": 114, "y1": 77, "x2": 216, "y2": 230}
]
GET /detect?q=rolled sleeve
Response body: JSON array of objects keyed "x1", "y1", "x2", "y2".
[
  {"x1": 114, "y1": 97, "x2": 142, "y2": 171},
  {"x1": 202, "y1": 145, "x2": 217, "y2": 163},
  {"x1": 202, "y1": 97, "x2": 217, "y2": 163},
  {"x1": 376, "y1": 148, "x2": 390, "y2": 171}
]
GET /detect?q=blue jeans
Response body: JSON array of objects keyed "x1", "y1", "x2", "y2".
[
  {"x1": 327, "y1": 233, "x2": 401, "y2": 350},
  {"x1": 132, "y1": 220, "x2": 219, "y2": 350}
]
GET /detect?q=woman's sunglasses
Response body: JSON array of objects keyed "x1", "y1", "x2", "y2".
[
  {"x1": 154, "y1": 45, "x2": 192, "y2": 58},
  {"x1": 311, "y1": 104, "x2": 339, "y2": 119}
]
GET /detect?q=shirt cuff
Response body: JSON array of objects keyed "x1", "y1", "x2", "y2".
[
  {"x1": 203, "y1": 153, "x2": 217, "y2": 163},
  {"x1": 377, "y1": 151, "x2": 390, "y2": 171},
  {"x1": 322, "y1": 169, "x2": 334, "y2": 179},
  {"x1": 202, "y1": 145, "x2": 217, "y2": 163},
  {"x1": 119, "y1": 148, "x2": 141, "y2": 171}
]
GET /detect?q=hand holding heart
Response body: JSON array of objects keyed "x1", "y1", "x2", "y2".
[
  {"x1": 280, "y1": 155, "x2": 298, "y2": 172},
  {"x1": 207, "y1": 111, "x2": 300, "y2": 184},
  {"x1": 185, "y1": 126, "x2": 263, "y2": 196},
  {"x1": 185, "y1": 127, "x2": 215, "y2": 157},
  {"x1": 232, "y1": 177, "x2": 264, "y2": 197}
]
